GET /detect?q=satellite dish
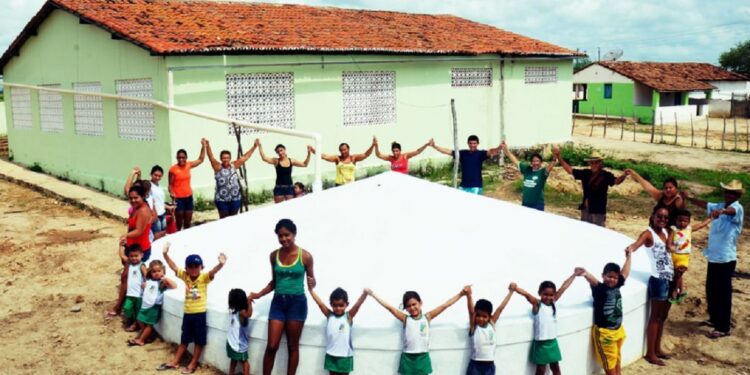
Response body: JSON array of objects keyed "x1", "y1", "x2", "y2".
[{"x1": 601, "y1": 49, "x2": 624, "y2": 61}]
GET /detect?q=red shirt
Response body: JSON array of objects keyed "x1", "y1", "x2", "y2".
[
  {"x1": 127, "y1": 210, "x2": 152, "y2": 251},
  {"x1": 390, "y1": 156, "x2": 408, "y2": 174}
]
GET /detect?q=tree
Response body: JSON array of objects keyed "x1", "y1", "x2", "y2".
[{"x1": 719, "y1": 40, "x2": 750, "y2": 77}]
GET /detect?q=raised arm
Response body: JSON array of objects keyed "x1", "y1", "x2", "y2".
[
  {"x1": 204, "y1": 140, "x2": 221, "y2": 172},
  {"x1": 431, "y1": 142, "x2": 454, "y2": 156},
  {"x1": 189, "y1": 139, "x2": 207, "y2": 168},
  {"x1": 614, "y1": 171, "x2": 629, "y2": 185},
  {"x1": 622, "y1": 249, "x2": 633, "y2": 280},
  {"x1": 553, "y1": 147, "x2": 574, "y2": 175},
  {"x1": 491, "y1": 284, "x2": 515, "y2": 325},
  {"x1": 500, "y1": 141, "x2": 520, "y2": 167},
  {"x1": 348, "y1": 290, "x2": 369, "y2": 321},
  {"x1": 124, "y1": 167, "x2": 141, "y2": 196},
  {"x1": 365, "y1": 288, "x2": 407, "y2": 323},
  {"x1": 256, "y1": 139, "x2": 277, "y2": 165},
  {"x1": 352, "y1": 137, "x2": 376, "y2": 162},
  {"x1": 162, "y1": 242, "x2": 179, "y2": 274},
  {"x1": 554, "y1": 272, "x2": 578, "y2": 302},
  {"x1": 511, "y1": 283, "x2": 539, "y2": 313},
  {"x1": 426, "y1": 286, "x2": 467, "y2": 321},
  {"x1": 307, "y1": 284, "x2": 331, "y2": 317},
  {"x1": 233, "y1": 141, "x2": 258, "y2": 169},
  {"x1": 625, "y1": 169, "x2": 661, "y2": 200},
  {"x1": 403, "y1": 139, "x2": 432, "y2": 159},
  {"x1": 683, "y1": 191, "x2": 708, "y2": 210},
  {"x1": 625, "y1": 230, "x2": 652, "y2": 253},
  {"x1": 321, "y1": 153, "x2": 339, "y2": 163},
  {"x1": 546, "y1": 152, "x2": 558, "y2": 174},
  {"x1": 373, "y1": 138, "x2": 390, "y2": 161},
  {"x1": 691, "y1": 217, "x2": 713, "y2": 232},
  {"x1": 118, "y1": 243, "x2": 128, "y2": 264},
  {"x1": 466, "y1": 285, "x2": 475, "y2": 334},
  {"x1": 575, "y1": 267, "x2": 600, "y2": 287},
  {"x1": 208, "y1": 253, "x2": 227, "y2": 280},
  {"x1": 291, "y1": 146, "x2": 314, "y2": 168},
  {"x1": 487, "y1": 142, "x2": 503, "y2": 157}
]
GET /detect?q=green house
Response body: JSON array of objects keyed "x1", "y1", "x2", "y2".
[{"x1": 1, "y1": 0, "x2": 580, "y2": 196}]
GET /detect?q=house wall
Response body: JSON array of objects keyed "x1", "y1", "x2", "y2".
[
  {"x1": 0, "y1": 104, "x2": 6, "y2": 134},
  {"x1": 655, "y1": 105, "x2": 697, "y2": 123},
  {"x1": 2, "y1": 9, "x2": 171, "y2": 194},
  {"x1": 167, "y1": 55, "x2": 573, "y2": 195},
  {"x1": 708, "y1": 80, "x2": 749, "y2": 100},
  {"x1": 577, "y1": 82, "x2": 656, "y2": 124},
  {"x1": 633, "y1": 82, "x2": 653, "y2": 106},
  {"x1": 573, "y1": 64, "x2": 633, "y2": 84}
]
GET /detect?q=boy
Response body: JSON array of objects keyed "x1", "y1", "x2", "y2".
[
  {"x1": 106, "y1": 244, "x2": 147, "y2": 326},
  {"x1": 668, "y1": 208, "x2": 711, "y2": 302},
  {"x1": 465, "y1": 284, "x2": 514, "y2": 375},
  {"x1": 431, "y1": 135, "x2": 502, "y2": 195},
  {"x1": 158, "y1": 243, "x2": 227, "y2": 373},
  {"x1": 576, "y1": 249, "x2": 632, "y2": 375}
]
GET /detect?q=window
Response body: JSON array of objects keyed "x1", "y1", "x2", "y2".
[
  {"x1": 451, "y1": 68, "x2": 492, "y2": 87},
  {"x1": 116, "y1": 78, "x2": 155, "y2": 141},
  {"x1": 573, "y1": 84, "x2": 587, "y2": 100},
  {"x1": 342, "y1": 71, "x2": 396, "y2": 127},
  {"x1": 525, "y1": 66, "x2": 558, "y2": 84},
  {"x1": 225, "y1": 72, "x2": 295, "y2": 134},
  {"x1": 674, "y1": 92, "x2": 682, "y2": 106},
  {"x1": 73, "y1": 82, "x2": 104, "y2": 137},
  {"x1": 39, "y1": 84, "x2": 64, "y2": 133},
  {"x1": 604, "y1": 84, "x2": 613, "y2": 99},
  {"x1": 10, "y1": 87, "x2": 32, "y2": 130}
]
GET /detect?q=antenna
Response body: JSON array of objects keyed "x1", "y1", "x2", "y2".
[{"x1": 601, "y1": 49, "x2": 624, "y2": 61}]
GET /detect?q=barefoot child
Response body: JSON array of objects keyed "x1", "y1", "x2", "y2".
[
  {"x1": 511, "y1": 271, "x2": 580, "y2": 375},
  {"x1": 668, "y1": 208, "x2": 711, "y2": 302},
  {"x1": 157, "y1": 243, "x2": 227, "y2": 374},
  {"x1": 465, "y1": 284, "x2": 514, "y2": 375},
  {"x1": 308, "y1": 284, "x2": 368, "y2": 375},
  {"x1": 129, "y1": 260, "x2": 176, "y2": 346},
  {"x1": 227, "y1": 289, "x2": 253, "y2": 375},
  {"x1": 577, "y1": 250, "x2": 632, "y2": 375},
  {"x1": 366, "y1": 287, "x2": 468, "y2": 374},
  {"x1": 120, "y1": 245, "x2": 147, "y2": 332}
]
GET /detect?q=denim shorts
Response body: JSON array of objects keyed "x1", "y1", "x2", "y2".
[
  {"x1": 215, "y1": 199, "x2": 241, "y2": 214},
  {"x1": 181, "y1": 312, "x2": 207, "y2": 345},
  {"x1": 647, "y1": 276, "x2": 670, "y2": 301},
  {"x1": 273, "y1": 185, "x2": 294, "y2": 197},
  {"x1": 466, "y1": 360, "x2": 495, "y2": 375},
  {"x1": 151, "y1": 214, "x2": 166, "y2": 233},
  {"x1": 175, "y1": 196, "x2": 194, "y2": 212},
  {"x1": 269, "y1": 294, "x2": 308, "y2": 322}
]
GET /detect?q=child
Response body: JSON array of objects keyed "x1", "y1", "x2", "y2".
[
  {"x1": 293, "y1": 182, "x2": 306, "y2": 198},
  {"x1": 668, "y1": 208, "x2": 711, "y2": 302},
  {"x1": 227, "y1": 289, "x2": 253, "y2": 375},
  {"x1": 129, "y1": 260, "x2": 176, "y2": 346},
  {"x1": 119, "y1": 245, "x2": 147, "y2": 331},
  {"x1": 308, "y1": 284, "x2": 368, "y2": 375},
  {"x1": 465, "y1": 284, "x2": 514, "y2": 375},
  {"x1": 511, "y1": 271, "x2": 581, "y2": 375},
  {"x1": 157, "y1": 242, "x2": 227, "y2": 374},
  {"x1": 366, "y1": 287, "x2": 468, "y2": 375},
  {"x1": 577, "y1": 250, "x2": 632, "y2": 375}
]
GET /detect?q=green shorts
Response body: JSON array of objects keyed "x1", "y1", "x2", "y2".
[
  {"x1": 324, "y1": 353, "x2": 353, "y2": 372},
  {"x1": 398, "y1": 352, "x2": 432, "y2": 374},
  {"x1": 226, "y1": 342, "x2": 249, "y2": 362},
  {"x1": 137, "y1": 305, "x2": 161, "y2": 326},
  {"x1": 122, "y1": 296, "x2": 141, "y2": 320},
  {"x1": 530, "y1": 338, "x2": 562, "y2": 365}
]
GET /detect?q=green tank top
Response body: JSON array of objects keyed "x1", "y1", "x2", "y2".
[{"x1": 274, "y1": 248, "x2": 306, "y2": 295}]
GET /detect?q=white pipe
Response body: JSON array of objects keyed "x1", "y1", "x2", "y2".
[{"x1": 3, "y1": 82, "x2": 324, "y2": 192}]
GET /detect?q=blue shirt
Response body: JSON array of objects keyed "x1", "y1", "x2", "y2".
[
  {"x1": 704, "y1": 201, "x2": 744, "y2": 263},
  {"x1": 455, "y1": 150, "x2": 488, "y2": 188}
]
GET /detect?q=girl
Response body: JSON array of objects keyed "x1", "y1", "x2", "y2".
[
  {"x1": 249, "y1": 219, "x2": 316, "y2": 375},
  {"x1": 321, "y1": 138, "x2": 376, "y2": 186},
  {"x1": 129, "y1": 260, "x2": 176, "y2": 346},
  {"x1": 256, "y1": 139, "x2": 314, "y2": 203},
  {"x1": 373, "y1": 137, "x2": 433, "y2": 174},
  {"x1": 502, "y1": 142, "x2": 558, "y2": 211},
  {"x1": 205, "y1": 139, "x2": 257, "y2": 218},
  {"x1": 668, "y1": 209, "x2": 712, "y2": 302},
  {"x1": 366, "y1": 287, "x2": 468, "y2": 374},
  {"x1": 168, "y1": 139, "x2": 206, "y2": 230},
  {"x1": 626, "y1": 170, "x2": 685, "y2": 226},
  {"x1": 512, "y1": 271, "x2": 581, "y2": 375},
  {"x1": 308, "y1": 285, "x2": 368, "y2": 375},
  {"x1": 227, "y1": 289, "x2": 253, "y2": 375},
  {"x1": 465, "y1": 284, "x2": 514, "y2": 375},
  {"x1": 627, "y1": 207, "x2": 674, "y2": 366}
]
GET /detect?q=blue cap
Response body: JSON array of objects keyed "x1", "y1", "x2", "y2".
[{"x1": 185, "y1": 254, "x2": 203, "y2": 267}]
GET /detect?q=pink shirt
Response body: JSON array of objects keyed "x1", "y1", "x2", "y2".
[{"x1": 390, "y1": 156, "x2": 408, "y2": 174}]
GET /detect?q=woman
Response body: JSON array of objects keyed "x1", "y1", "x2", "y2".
[
  {"x1": 626, "y1": 169, "x2": 685, "y2": 226},
  {"x1": 256, "y1": 139, "x2": 314, "y2": 203},
  {"x1": 123, "y1": 167, "x2": 161, "y2": 235},
  {"x1": 503, "y1": 142, "x2": 558, "y2": 211},
  {"x1": 321, "y1": 138, "x2": 376, "y2": 186},
  {"x1": 627, "y1": 207, "x2": 674, "y2": 366},
  {"x1": 249, "y1": 219, "x2": 315, "y2": 375},
  {"x1": 205, "y1": 139, "x2": 257, "y2": 218},
  {"x1": 168, "y1": 139, "x2": 206, "y2": 230},
  {"x1": 373, "y1": 137, "x2": 432, "y2": 174}
]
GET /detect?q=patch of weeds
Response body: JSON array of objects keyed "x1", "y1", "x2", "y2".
[
  {"x1": 409, "y1": 160, "x2": 454, "y2": 182},
  {"x1": 98, "y1": 179, "x2": 106, "y2": 193},
  {"x1": 244, "y1": 188, "x2": 273, "y2": 205},
  {"x1": 193, "y1": 195, "x2": 216, "y2": 212},
  {"x1": 29, "y1": 162, "x2": 44, "y2": 173},
  {"x1": 559, "y1": 144, "x2": 596, "y2": 166}
]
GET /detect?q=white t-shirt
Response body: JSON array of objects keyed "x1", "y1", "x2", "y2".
[
  {"x1": 471, "y1": 323, "x2": 496, "y2": 361},
  {"x1": 646, "y1": 227, "x2": 674, "y2": 280},
  {"x1": 150, "y1": 182, "x2": 166, "y2": 216},
  {"x1": 227, "y1": 311, "x2": 250, "y2": 353},
  {"x1": 141, "y1": 279, "x2": 164, "y2": 309},
  {"x1": 403, "y1": 314, "x2": 430, "y2": 354},
  {"x1": 534, "y1": 303, "x2": 557, "y2": 341},
  {"x1": 126, "y1": 263, "x2": 144, "y2": 298},
  {"x1": 326, "y1": 312, "x2": 354, "y2": 357}
]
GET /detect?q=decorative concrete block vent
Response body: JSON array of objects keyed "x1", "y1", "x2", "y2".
[
  {"x1": 116, "y1": 78, "x2": 155, "y2": 141},
  {"x1": 225, "y1": 72, "x2": 295, "y2": 134}
]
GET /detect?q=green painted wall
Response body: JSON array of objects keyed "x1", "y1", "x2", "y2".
[
  {"x1": 578, "y1": 83, "x2": 656, "y2": 124},
  {"x1": 3, "y1": 10, "x2": 171, "y2": 194},
  {"x1": 0, "y1": 103, "x2": 6, "y2": 134}
]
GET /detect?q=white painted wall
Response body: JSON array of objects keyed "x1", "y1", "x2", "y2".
[
  {"x1": 574, "y1": 64, "x2": 633, "y2": 84},
  {"x1": 0, "y1": 103, "x2": 6, "y2": 134},
  {"x1": 655, "y1": 105, "x2": 698, "y2": 123},
  {"x1": 708, "y1": 80, "x2": 750, "y2": 100}
]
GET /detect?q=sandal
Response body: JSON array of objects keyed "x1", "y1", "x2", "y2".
[
  {"x1": 180, "y1": 367, "x2": 197, "y2": 374},
  {"x1": 706, "y1": 331, "x2": 730, "y2": 339},
  {"x1": 656, "y1": 353, "x2": 672, "y2": 360},
  {"x1": 127, "y1": 339, "x2": 144, "y2": 347},
  {"x1": 699, "y1": 320, "x2": 715, "y2": 327},
  {"x1": 156, "y1": 363, "x2": 177, "y2": 371},
  {"x1": 644, "y1": 357, "x2": 666, "y2": 366},
  {"x1": 104, "y1": 311, "x2": 119, "y2": 319}
]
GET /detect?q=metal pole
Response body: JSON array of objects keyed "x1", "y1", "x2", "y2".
[
  {"x1": 674, "y1": 112, "x2": 678, "y2": 145},
  {"x1": 451, "y1": 99, "x2": 460, "y2": 189}
]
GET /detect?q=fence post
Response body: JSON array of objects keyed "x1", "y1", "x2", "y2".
[
  {"x1": 603, "y1": 108, "x2": 609, "y2": 138},
  {"x1": 746, "y1": 118, "x2": 749, "y2": 152},
  {"x1": 721, "y1": 116, "x2": 726, "y2": 150},
  {"x1": 674, "y1": 112, "x2": 678, "y2": 145},
  {"x1": 571, "y1": 112, "x2": 576, "y2": 136},
  {"x1": 632, "y1": 109, "x2": 637, "y2": 141},
  {"x1": 705, "y1": 115, "x2": 710, "y2": 149},
  {"x1": 690, "y1": 113, "x2": 694, "y2": 147},
  {"x1": 650, "y1": 110, "x2": 656, "y2": 143},
  {"x1": 590, "y1": 106, "x2": 595, "y2": 137},
  {"x1": 620, "y1": 108, "x2": 625, "y2": 140},
  {"x1": 660, "y1": 112, "x2": 664, "y2": 143},
  {"x1": 451, "y1": 99, "x2": 459, "y2": 189},
  {"x1": 733, "y1": 116, "x2": 738, "y2": 150}
]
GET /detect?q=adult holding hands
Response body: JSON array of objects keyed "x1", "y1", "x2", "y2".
[
  {"x1": 205, "y1": 139, "x2": 257, "y2": 218},
  {"x1": 374, "y1": 137, "x2": 432, "y2": 174},
  {"x1": 625, "y1": 169, "x2": 685, "y2": 226},
  {"x1": 256, "y1": 139, "x2": 314, "y2": 202},
  {"x1": 501, "y1": 142, "x2": 558, "y2": 211},
  {"x1": 168, "y1": 139, "x2": 206, "y2": 230},
  {"x1": 321, "y1": 138, "x2": 376, "y2": 186}
]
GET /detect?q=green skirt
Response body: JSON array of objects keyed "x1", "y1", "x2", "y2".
[
  {"x1": 398, "y1": 352, "x2": 432, "y2": 375},
  {"x1": 324, "y1": 353, "x2": 354, "y2": 372},
  {"x1": 136, "y1": 305, "x2": 161, "y2": 325},
  {"x1": 122, "y1": 296, "x2": 141, "y2": 320},
  {"x1": 226, "y1": 342, "x2": 249, "y2": 361},
  {"x1": 530, "y1": 339, "x2": 562, "y2": 365}
]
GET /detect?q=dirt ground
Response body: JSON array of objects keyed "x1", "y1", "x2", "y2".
[{"x1": 0, "y1": 142, "x2": 748, "y2": 374}]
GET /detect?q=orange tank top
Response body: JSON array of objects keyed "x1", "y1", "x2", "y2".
[{"x1": 169, "y1": 164, "x2": 193, "y2": 198}]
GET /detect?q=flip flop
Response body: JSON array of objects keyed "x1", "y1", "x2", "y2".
[
  {"x1": 706, "y1": 331, "x2": 730, "y2": 339},
  {"x1": 180, "y1": 366, "x2": 197, "y2": 374},
  {"x1": 699, "y1": 320, "x2": 715, "y2": 327},
  {"x1": 124, "y1": 326, "x2": 138, "y2": 332},
  {"x1": 104, "y1": 311, "x2": 119, "y2": 319},
  {"x1": 645, "y1": 357, "x2": 666, "y2": 366},
  {"x1": 156, "y1": 363, "x2": 177, "y2": 371},
  {"x1": 127, "y1": 339, "x2": 144, "y2": 347},
  {"x1": 656, "y1": 353, "x2": 672, "y2": 360}
]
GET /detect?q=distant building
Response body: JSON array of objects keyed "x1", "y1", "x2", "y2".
[{"x1": 573, "y1": 61, "x2": 749, "y2": 124}]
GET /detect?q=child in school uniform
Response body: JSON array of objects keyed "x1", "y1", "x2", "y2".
[
  {"x1": 465, "y1": 284, "x2": 514, "y2": 375},
  {"x1": 227, "y1": 288, "x2": 253, "y2": 375},
  {"x1": 129, "y1": 259, "x2": 176, "y2": 346}
]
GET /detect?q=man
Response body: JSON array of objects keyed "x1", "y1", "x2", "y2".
[
  {"x1": 432, "y1": 135, "x2": 502, "y2": 195},
  {"x1": 555, "y1": 149, "x2": 628, "y2": 226},
  {"x1": 685, "y1": 180, "x2": 744, "y2": 339}
]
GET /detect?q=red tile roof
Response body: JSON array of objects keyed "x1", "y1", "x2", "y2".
[
  {"x1": 597, "y1": 61, "x2": 748, "y2": 92},
  {"x1": 0, "y1": 0, "x2": 581, "y2": 72}
]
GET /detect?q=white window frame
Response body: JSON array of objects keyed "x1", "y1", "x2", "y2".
[{"x1": 342, "y1": 71, "x2": 396, "y2": 127}]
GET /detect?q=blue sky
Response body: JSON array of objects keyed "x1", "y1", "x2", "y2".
[{"x1": 3, "y1": 0, "x2": 750, "y2": 64}]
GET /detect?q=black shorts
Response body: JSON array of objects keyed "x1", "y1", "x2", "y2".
[
  {"x1": 175, "y1": 196, "x2": 194, "y2": 212},
  {"x1": 181, "y1": 312, "x2": 207, "y2": 345}
]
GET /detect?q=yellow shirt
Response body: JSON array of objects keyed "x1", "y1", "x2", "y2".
[
  {"x1": 177, "y1": 269, "x2": 212, "y2": 314},
  {"x1": 335, "y1": 162, "x2": 356, "y2": 185}
]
